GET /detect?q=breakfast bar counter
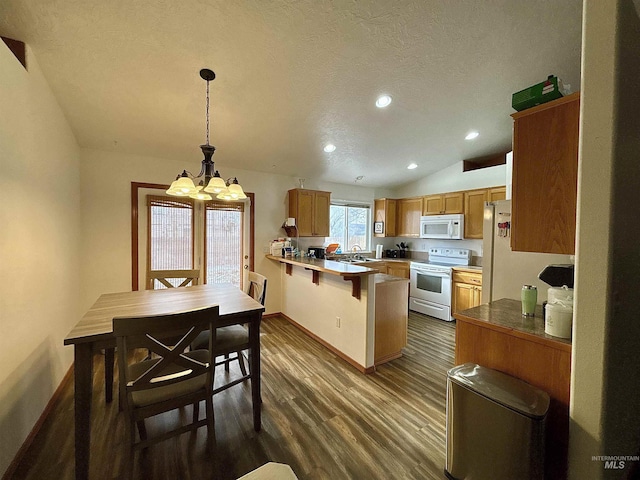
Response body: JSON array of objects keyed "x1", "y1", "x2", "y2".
[{"x1": 267, "y1": 255, "x2": 408, "y2": 373}]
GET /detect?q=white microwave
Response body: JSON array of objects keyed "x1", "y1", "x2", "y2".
[{"x1": 420, "y1": 214, "x2": 464, "y2": 239}]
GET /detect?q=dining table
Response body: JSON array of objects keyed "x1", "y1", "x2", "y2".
[{"x1": 64, "y1": 283, "x2": 265, "y2": 480}]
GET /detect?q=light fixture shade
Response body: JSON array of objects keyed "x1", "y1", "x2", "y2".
[
  {"x1": 189, "y1": 186, "x2": 213, "y2": 201},
  {"x1": 167, "y1": 176, "x2": 197, "y2": 196},
  {"x1": 228, "y1": 182, "x2": 247, "y2": 200},
  {"x1": 204, "y1": 176, "x2": 228, "y2": 194},
  {"x1": 216, "y1": 191, "x2": 233, "y2": 200}
]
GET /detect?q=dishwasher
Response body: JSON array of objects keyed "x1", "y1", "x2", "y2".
[{"x1": 445, "y1": 363, "x2": 550, "y2": 480}]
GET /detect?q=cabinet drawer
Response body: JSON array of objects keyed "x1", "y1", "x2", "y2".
[{"x1": 453, "y1": 271, "x2": 482, "y2": 285}]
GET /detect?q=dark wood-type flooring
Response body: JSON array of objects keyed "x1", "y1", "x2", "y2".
[{"x1": 9, "y1": 312, "x2": 455, "y2": 479}]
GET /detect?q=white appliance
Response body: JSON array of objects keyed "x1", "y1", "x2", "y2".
[
  {"x1": 420, "y1": 214, "x2": 464, "y2": 239},
  {"x1": 410, "y1": 247, "x2": 471, "y2": 321},
  {"x1": 482, "y1": 200, "x2": 573, "y2": 304}
]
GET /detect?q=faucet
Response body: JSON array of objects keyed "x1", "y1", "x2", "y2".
[{"x1": 350, "y1": 245, "x2": 364, "y2": 260}]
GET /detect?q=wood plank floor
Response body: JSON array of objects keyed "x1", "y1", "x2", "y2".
[{"x1": 9, "y1": 312, "x2": 455, "y2": 480}]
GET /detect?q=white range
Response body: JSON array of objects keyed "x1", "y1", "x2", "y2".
[{"x1": 409, "y1": 247, "x2": 471, "y2": 321}]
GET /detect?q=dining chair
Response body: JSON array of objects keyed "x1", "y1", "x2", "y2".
[
  {"x1": 192, "y1": 271, "x2": 267, "y2": 394},
  {"x1": 104, "y1": 269, "x2": 203, "y2": 403},
  {"x1": 147, "y1": 269, "x2": 200, "y2": 290},
  {"x1": 113, "y1": 305, "x2": 218, "y2": 455}
]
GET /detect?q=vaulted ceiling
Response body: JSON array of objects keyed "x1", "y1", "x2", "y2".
[{"x1": 0, "y1": 0, "x2": 583, "y2": 188}]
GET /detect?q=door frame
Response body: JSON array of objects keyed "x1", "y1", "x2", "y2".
[{"x1": 131, "y1": 182, "x2": 255, "y2": 291}]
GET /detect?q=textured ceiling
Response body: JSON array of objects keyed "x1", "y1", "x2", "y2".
[{"x1": 0, "y1": 0, "x2": 583, "y2": 188}]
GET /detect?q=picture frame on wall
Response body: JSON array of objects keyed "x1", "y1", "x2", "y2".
[{"x1": 374, "y1": 222, "x2": 384, "y2": 234}]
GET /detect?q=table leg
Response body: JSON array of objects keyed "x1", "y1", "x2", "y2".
[
  {"x1": 249, "y1": 312, "x2": 262, "y2": 431},
  {"x1": 74, "y1": 343, "x2": 93, "y2": 480},
  {"x1": 104, "y1": 347, "x2": 114, "y2": 403}
]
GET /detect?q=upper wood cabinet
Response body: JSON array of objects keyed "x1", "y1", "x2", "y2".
[
  {"x1": 511, "y1": 93, "x2": 579, "y2": 254},
  {"x1": 488, "y1": 187, "x2": 507, "y2": 202},
  {"x1": 288, "y1": 189, "x2": 331, "y2": 237},
  {"x1": 422, "y1": 192, "x2": 464, "y2": 215},
  {"x1": 463, "y1": 189, "x2": 488, "y2": 239},
  {"x1": 373, "y1": 198, "x2": 397, "y2": 237},
  {"x1": 396, "y1": 197, "x2": 423, "y2": 237}
]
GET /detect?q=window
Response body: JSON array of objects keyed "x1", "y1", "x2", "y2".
[
  {"x1": 326, "y1": 202, "x2": 370, "y2": 251},
  {"x1": 146, "y1": 195, "x2": 244, "y2": 289}
]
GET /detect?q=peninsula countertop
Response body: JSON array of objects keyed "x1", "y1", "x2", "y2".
[
  {"x1": 454, "y1": 297, "x2": 571, "y2": 351},
  {"x1": 266, "y1": 255, "x2": 380, "y2": 276}
]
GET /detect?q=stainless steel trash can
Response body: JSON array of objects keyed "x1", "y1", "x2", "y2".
[{"x1": 445, "y1": 363, "x2": 550, "y2": 480}]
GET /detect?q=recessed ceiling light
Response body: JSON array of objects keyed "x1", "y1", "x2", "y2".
[
  {"x1": 376, "y1": 95, "x2": 392, "y2": 108},
  {"x1": 323, "y1": 144, "x2": 336, "y2": 153},
  {"x1": 465, "y1": 131, "x2": 480, "y2": 140},
  {"x1": 407, "y1": 163, "x2": 418, "y2": 170}
]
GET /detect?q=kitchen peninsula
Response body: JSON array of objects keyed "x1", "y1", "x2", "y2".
[{"x1": 267, "y1": 255, "x2": 409, "y2": 372}]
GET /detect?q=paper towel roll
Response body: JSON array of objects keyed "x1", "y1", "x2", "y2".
[
  {"x1": 375, "y1": 244, "x2": 383, "y2": 259},
  {"x1": 285, "y1": 217, "x2": 296, "y2": 226}
]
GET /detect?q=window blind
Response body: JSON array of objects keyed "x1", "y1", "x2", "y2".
[{"x1": 204, "y1": 200, "x2": 244, "y2": 287}]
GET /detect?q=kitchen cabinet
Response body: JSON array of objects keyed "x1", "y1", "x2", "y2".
[
  {"x1": 288, "y1": 189, "x2": 331, "y2": 237},
  {"x1": 396, "y1": 197, "x2": 423, "y2": 237},
  {"x1": 511, "y1": 92, "x2": 579, "y2": 254},
  {"x1": 463, "y1": 189, "x2": 488, "y2": 239},
  {"x1": 386, "y1": 262, "x2": 410, "y2": 279},
  {"x1": 422, "y1": 192, "x2": 464, "y2": 215},
  {"x1": 374, "y1": 275, "x2": 409, "y2": 365},
  {"x1": 452, "y1": 270, "x2": 482, "y2": 315},
  {"x1": 373, "y1": 198, "x2": 397, "y2": 237},
  {"x1": 488, "y1": 186, "x2": 506, "y2": 202}
]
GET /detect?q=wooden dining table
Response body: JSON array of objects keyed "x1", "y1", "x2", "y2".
[{"x1": 64, "y1": 283, "x2": 265, "y2": 480}]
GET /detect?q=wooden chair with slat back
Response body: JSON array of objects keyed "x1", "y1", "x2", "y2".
[
  {"x1": 102, "y1": 269, "x2": 202, "y2": 404},
  {"x1": 147, "y1": 269, "x2": 201, "y2": 290},
  {"x1": 191, "y1": 271, "x2": 267, "y2": 394},
  {"x1": 113, "y1": 305, "x2": 218, "y2": 462}
]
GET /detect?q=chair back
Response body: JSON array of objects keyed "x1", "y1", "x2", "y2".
[
  {"x1": 113, "y1": 306, "x2": 218, "y2": 396},
  {"x1": 245, "y1": 271, "x2": 267, "y2": 305},
  {"x1": 147, "y1": 269, "x2": 200, "y2": 290}
]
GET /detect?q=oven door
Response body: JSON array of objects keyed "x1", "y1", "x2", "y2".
[{"x1": 410, "y1": 267, "x2": 452, "y2": 306}]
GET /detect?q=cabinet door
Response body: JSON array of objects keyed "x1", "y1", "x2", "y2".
[
  {"x1": 464, "y1": 189, "x2": 488, "y2": 239},
  {"x1": 473, "y1": 286, "x2": 482, "y2": 307},
  {"x1": 397, "y1": 198, "x2": 423, "y2": 237},
  {"x1": 374, "y1": 199, "x2": 397, "y2": 237},
  {"x1": 443, "y1": 192, "x2": 464, "y2": 213},
  {"x1": 452, "y1": 282, "x2": 476, "y2": 315},
  {"x1": 488, "y1": 187, "x2": 506, "y2": 202},
  {"x1": 289, "y1": 189, "x2": 314, "y2": 236},
  {"x1": 387, "y1": 264, "x2": 409, "y2": 279},
  {"x1": 313, "y1": 191, "x2": 331, "y2": 236},
  {"x1": 422, "y1": 195, "x2": 443, "y2": 215},
  {"x1": 511, "y1": 93, "x2": 579, "y2": 254}
]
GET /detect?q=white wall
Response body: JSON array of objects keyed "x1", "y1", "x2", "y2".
[
  {"x1": 0, "y1": 45, "x2": 81, "y2": 474},
  {"x1": 393, "y1": 160, "x2": 507, "y2": 198},
  {"x1": 79, "y1": 149, "x2": 379, "y2": 315}
]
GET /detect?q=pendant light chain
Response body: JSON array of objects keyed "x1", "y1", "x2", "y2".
[{"x1": 205, "y1": 79, "x2": 210, "y2": 146}]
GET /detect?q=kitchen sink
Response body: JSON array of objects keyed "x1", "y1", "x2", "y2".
[{"x1": 338, "y1": 257, "x2": 380, "y2": 263}]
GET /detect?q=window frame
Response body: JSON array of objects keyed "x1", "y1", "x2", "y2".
[{"x1": 326, "y1": 199, "x2": 373, "y2": 252}]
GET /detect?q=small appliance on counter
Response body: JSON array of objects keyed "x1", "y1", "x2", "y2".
[
  {"x1": 308, "y1": 246, "x2": 326, "y2": 259},
  {"x1": 538, "y1": 264, "x2": 575, "y2": 339}
]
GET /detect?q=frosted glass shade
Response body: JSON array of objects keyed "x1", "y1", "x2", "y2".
[
  {"x1": 167, "y1": 176, "x2": 197, "y2": 196},
  {"x1": 204, "y1": 176, "x2": 228, "y2": 194}
]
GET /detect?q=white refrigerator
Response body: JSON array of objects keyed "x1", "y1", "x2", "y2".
[{"x1": 482, "y1": 200, "x2": 573, "y2": 304}]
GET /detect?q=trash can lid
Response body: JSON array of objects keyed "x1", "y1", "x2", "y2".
[{"x1": 448, "y1": 363, "x2": 550, "y2": 419}]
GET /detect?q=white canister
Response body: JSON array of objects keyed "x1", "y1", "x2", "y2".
[
  {"x1": 545, "y1": 302, "x2": 573, "y2": 339},
  {"x1": 375, "y1": 244, "x2": 383, "y2": 259}
]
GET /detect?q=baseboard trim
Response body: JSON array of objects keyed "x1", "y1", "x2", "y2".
[
  {"x1": 262, "y1": 312, "x2": 280, "y2": 320},
  {"x1": 2, "y1": 363, "x2": 74, "y2": 480},
  {"x1": 279, "y1": 313, "x2": 374, "y2": 374}
]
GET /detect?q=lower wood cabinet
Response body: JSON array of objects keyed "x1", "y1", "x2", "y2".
[
  {"x1": 374, "y1": 277, "x2": 408, "y2": 364},
  {"x1": 386, "y1": 263, "x2": 410, "y2": 279},
  {"x1": 452, "y1": 270, "x2": 482, "y2": 315}
]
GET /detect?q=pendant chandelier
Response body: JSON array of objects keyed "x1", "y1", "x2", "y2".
[{"x1": 166, "y1": 69, "x2": 246, "y2": 201}]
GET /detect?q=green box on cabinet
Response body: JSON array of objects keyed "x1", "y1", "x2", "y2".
[{"x1": 512, "y1": 75, "x2": 564, "y2": 112}]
